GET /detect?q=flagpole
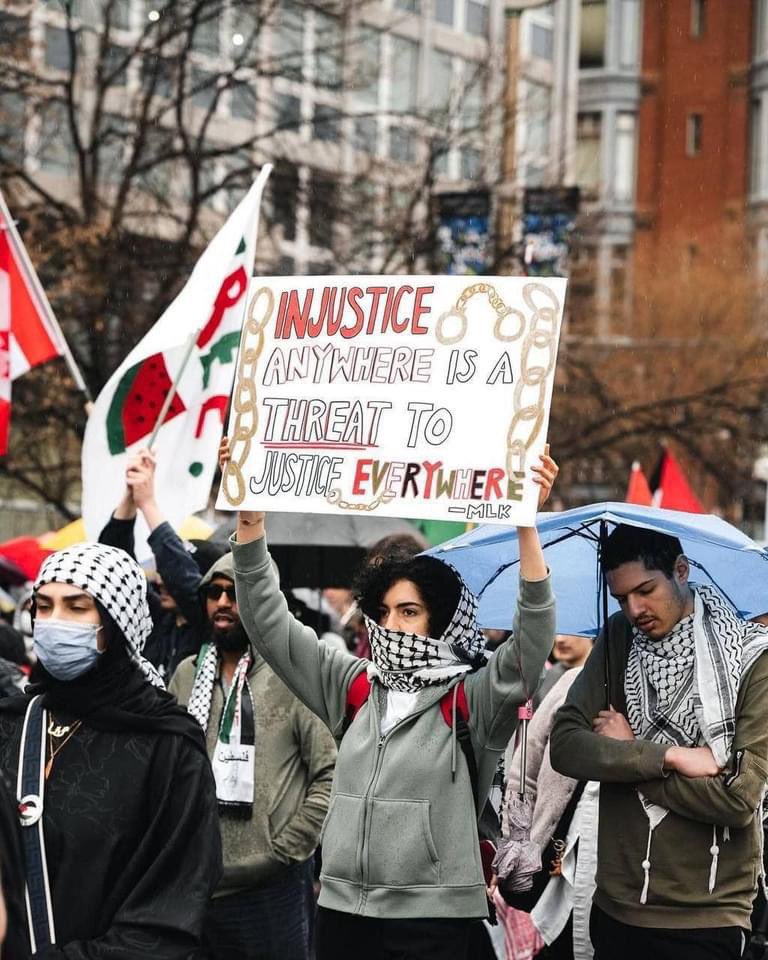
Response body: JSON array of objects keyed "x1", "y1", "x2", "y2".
[
  {"x1": 147, "y1": 327, "x2": 201, "y2": 450},
  {"x1": 0, "y1": 191, "x2": 92, "y2": 403}
]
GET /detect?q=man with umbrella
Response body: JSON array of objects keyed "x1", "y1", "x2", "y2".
[{"x1": 550, "y1": 523, "x2": 768, "y2": 960}]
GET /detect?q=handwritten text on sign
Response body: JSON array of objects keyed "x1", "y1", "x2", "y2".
[{"x1": 217, "y1": 275, "x2": 566, "y2": 526}]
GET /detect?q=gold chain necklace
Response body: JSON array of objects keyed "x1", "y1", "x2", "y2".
[{"x1": 45, "y1": 716, "x2": 82, "y2": 780}]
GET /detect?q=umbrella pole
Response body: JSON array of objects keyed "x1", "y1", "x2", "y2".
[
  {"x1": 599, "y1": 520, "x2": 611, "y2": 709},
  {"x1": 517, "y1": 700, "x2": 533, "y2": 798}
]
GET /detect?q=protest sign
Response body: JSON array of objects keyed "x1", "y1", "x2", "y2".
[{"x1": 217, "y1": 275, "x2": 566, "y2": 526}]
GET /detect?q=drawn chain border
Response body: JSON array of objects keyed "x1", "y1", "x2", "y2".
[{"x1": 221, "y1": 282, "x2": 561, "y2": 510}]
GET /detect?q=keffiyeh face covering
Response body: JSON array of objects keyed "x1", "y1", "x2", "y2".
[
  {"x1": 365, "y1": 571, "x2": 487, "y2": 692},
  {"x1": 34, "y1": 542, "x2": 163, "y2": 688}
]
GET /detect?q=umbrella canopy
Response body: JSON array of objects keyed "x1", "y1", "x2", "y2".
[
  {"x1": 428, "y1": 502, "x2": 768, "y2": 635},
  {"x1": 213, "y1": 512, "x2": 427, "y2": 587}
]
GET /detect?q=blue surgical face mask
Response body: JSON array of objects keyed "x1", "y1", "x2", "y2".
[{"x1": 33, "y1": 619, "x2": 103, "y2": 681}]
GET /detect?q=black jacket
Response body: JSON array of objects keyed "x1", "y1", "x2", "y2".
[{"x1": 0, "y1": 708, "x2": 221, "y2": 959}]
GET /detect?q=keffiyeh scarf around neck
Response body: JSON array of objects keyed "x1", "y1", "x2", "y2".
[
  {"x1": 624, "y1": 583, "x2": 768, "y2": 902},
  {"x1": 188, "y1": 642, "x2": 255, "y2": 817},
  {"x1": 35, "y1": 542, "x2": 163, "y2": 688},
  {"x1": 365, "y1": 575, "x2": 487, "y2": 693}
]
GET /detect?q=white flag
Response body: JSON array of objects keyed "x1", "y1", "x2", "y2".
[{"x1": 82, "y1": 166, "x2": 271, "y2": 558}]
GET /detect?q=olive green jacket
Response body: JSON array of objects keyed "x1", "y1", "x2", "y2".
[{"x1": 550, "y1": 613, "x2": 768, "y2": 930}]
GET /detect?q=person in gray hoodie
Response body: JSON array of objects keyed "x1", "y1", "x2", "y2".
[{"x1": 224, "y1": 440, "x2": 558, "y2": 960}]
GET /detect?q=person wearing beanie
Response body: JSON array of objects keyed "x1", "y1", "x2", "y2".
[{"x1": 0, "y1": 542, "x2": 221, "y2": 958}]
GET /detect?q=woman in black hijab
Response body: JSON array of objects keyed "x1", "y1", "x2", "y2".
[{"x1": 0, "y1": 542, "x2": 221, "y2": 959}]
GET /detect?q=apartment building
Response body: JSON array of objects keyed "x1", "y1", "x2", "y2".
[{"x1": 506, "y1": 0, "x2": 767, "y2": 337}]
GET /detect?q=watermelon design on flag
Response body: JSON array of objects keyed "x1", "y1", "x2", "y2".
[{"x1": 106, "y1": 353, "x2": 187, "y2": 455}]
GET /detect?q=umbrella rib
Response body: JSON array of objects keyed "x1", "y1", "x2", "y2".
[
  {"x1": 687, "y1": 558, "x2": 739, "y2": 611},
  {"x1": 476, "y1": 523, "x2": 599, "y2": 599}
]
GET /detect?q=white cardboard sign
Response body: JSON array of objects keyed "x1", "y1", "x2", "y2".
[{"x1": 217, "y1": 275, "x2": 566, "y2": 526}]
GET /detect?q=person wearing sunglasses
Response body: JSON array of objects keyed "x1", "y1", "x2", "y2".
[{"x1": 168, "y1": 535, "x2": 337, "y2": 960}]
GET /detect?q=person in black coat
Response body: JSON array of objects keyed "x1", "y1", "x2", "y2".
[{"x1": 0, "y1": 542, "x2": 221, "y2": 959}]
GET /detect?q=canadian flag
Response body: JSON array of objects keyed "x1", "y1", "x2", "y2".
[{"x1": 0, "y1": 192, "x2": 70, "y2": 454}]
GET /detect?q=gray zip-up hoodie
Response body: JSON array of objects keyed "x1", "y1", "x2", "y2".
[{"x1": 232, "y1": 534, "x2": 555, "y2": 920}]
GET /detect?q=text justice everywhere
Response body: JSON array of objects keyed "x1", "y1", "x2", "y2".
[{"x1": 274, "y1": 284, "x2": 434, "y2": 339}]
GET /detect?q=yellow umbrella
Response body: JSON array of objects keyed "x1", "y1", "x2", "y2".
[
  {"x1": 40, "y1": 514, "x2": 212, "y2": 551},
  {"x1": 39, "y1": 518, "x2": 87, "y2": 550},
  {"x1": 178, "y1": 515, "x2": 213, "y2": 541}
]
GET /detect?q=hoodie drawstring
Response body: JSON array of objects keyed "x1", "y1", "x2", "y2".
[
  {"x1": 450, "y1": 682, "x2": 459, "y2": 781},
  {"x1": 709, "y1": 824, "x2": 720, "y2": 894}
]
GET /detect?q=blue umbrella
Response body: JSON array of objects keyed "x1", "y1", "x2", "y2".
[{"x1": 427, "y1": 502, "x2": 768, "y2": 636}]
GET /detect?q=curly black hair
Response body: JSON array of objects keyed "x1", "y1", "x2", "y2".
[
  {"x1": 601, "y1": 524, "x2": 684, "y2": 578},
  {"x1": 353, "y1": 554, "x2": 461, "y2": 639}
]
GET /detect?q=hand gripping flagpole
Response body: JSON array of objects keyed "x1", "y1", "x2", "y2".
[{"x1": 0, "y1": 190, "x2": 92, "y2": 405}]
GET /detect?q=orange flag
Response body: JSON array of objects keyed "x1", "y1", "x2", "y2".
[{"x1": 625, "y1": 461, "x2": 653, "y2": 506}]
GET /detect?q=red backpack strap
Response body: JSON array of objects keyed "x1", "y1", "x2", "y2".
[
  {"x1": 439, "y1": 680, "x2": 469, "y2": 727},
  {"x1": 343, "y1": 671, "x2": 372, "y2": 734}
]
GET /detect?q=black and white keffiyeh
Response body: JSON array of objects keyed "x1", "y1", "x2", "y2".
[
  {"x1": 626, "y1": 583, "x2": 768, "y2": 764},
  {"x1": 624, "y1": 582, "x2": 768, "y2": 902},
  {"x1": 365, "y1": 574, "x2": 487, "y2": 693},
  {"x1": 34, "y1": 542, "x2": 163, "y2": 688}
]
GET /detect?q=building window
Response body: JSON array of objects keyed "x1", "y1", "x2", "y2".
[
  {"x1": 312, "y1": 103, "x2": 342, "y2": 142},
  {"x1": 354, "y1": 115, "x2": 377, "y2": 153},
  {"x1": 0, "y1": 92, "x2": 26, "y2": 168},
  {"x1": 465, "y1": 0, "x2": 489, "y2": 37},
  {"x1": 460, "y1": 145, "x2": 482, "y2": 180},
  {"x1": 390, "y1": 36, "x2": 419, "y2": 112},
  {"x1": 104, "y1": 44, "x2": 129, "y2": 86},
  {"x1": 38, "y1": 100, "x2": 75, "y2": 172},
  {"x1": 231, "y1": 81, "x2": 257, "y2": 120},
  {"x1": 614, "y1": 112, "x2": 636, "y2": 202},
  {"x1": 459, "y1": 61, "x2": 483, "y2": 133},
  {"x1": 274, "y1": 93, "x2": 301, "y2": 131},
  {"x1": 530, "y1": 22, "x2": 554, "y2": 61},
  {"x1": 575, "y1": 111, "x2": 602, "y2": 194},
  {"x1": 45, "y1": 26, "x2": 73, "y2": 71},
  {"x1": 619, "y1": 0, "x2": 640, "y2": 67},
  {"x1": 755, "y1": 0, "x2": 768, "y2": 58},
  {"x1": 191, "y1": 68, "x2": 217, "y2": 111},
  {"x1": 274, "y1": 2, "x2": 304, "y2": 81},
  {"x1": 142, "y1": 54, "x2": 174, "y2": 98},
  {"x1": 389, "y1": 126, "x2": 416, "y2": 163},
  {"x1": 395, "y1": 0, "x2": 420, "y2": 12},
  {"x1": 686, "y1": 113, "x2": 703, "y2": 155},
  {"x1": 690, "y1": 0, "x2": 706, "y2": 38},
  {"x1": 427, "y1": 49, "x2": 453, "y2": 114},
  {"x1": 192, "y1": 10, "x2": 221, "y2": 54},
  {"x1": 355, "y1": 27, "x2": 381, "y2": 106},
  {"x1": 522, "y1": 80, "x2": 551, "y2": 184},
  {"x1": 270, "y1": 161, "x2": 299, "y2": 242},
  {"x1": 308, "y1": 174, "x2": 336, "y2": 246},
  {"x1": 579, "y1": 0, "x2": 606, "y2": 69},
  {"x1": 314, "y1": 11, "x2": 343, "y2": 89},
  {"x1": 434, "y1": 0, "x2": 454, "y2": 27}
]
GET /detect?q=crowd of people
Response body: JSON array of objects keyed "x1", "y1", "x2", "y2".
[{"x1": 0, "y1": 442, "x2": 766, "y2": 960}]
